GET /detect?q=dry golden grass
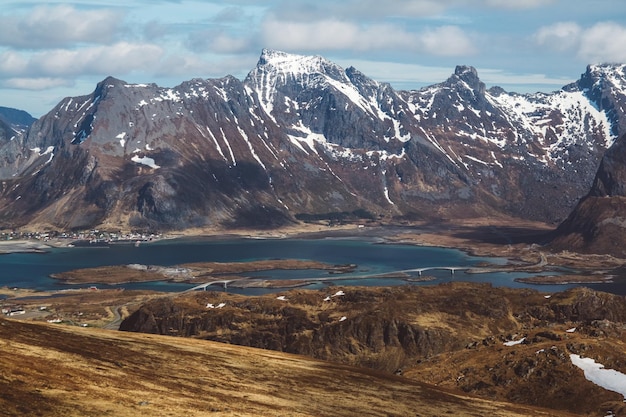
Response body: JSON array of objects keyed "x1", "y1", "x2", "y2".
[{"x1": 0, "y1": 317, "x2": 577, "y2": 417}]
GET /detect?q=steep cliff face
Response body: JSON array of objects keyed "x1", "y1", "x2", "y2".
[
  {"x1": 550, "y1": 133, "x2": 626, "y2": 255},
  {"x1": 0, "y1": 51, "x2": 623, "y2": 231}
]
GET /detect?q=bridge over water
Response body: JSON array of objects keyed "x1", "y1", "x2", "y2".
[{"x1": 182, "y1": 266, "x2": 471, "y2": 292}]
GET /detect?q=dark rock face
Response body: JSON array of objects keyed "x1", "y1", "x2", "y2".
[
  {"x1": 590, "y1": 134, "x2": 626, "y2": 197},
  {"x1": 0, "y1": 118, "x2": 15, "y2": 145},
  {"x1": 120, "y1": 285, "x2": 502, "y2": 370},
  {"x1": 550, "y1": 133, "x2": 626, "y2": 255},
  {"x1": 0, "y1": 51, "x2": 624, "y2": 231},
  {"x1": 120, "y1": 284, "x2": 626, "y2": 373},
  {"x1": 0, "y1": 106, "x2": 36, "y2": 131}
]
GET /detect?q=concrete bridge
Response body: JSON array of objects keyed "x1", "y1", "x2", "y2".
[
  {"x1": 182, "y1": 266, "x2": 471, "y2": 293},
  {"x1": 402, "y1": 266, "x2": 468, "y2": 276},
  {"x1": 184, "y1": 279, "x2": 234, "y2": 292}
]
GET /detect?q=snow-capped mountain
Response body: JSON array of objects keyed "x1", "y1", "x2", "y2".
[{"x1": 0, "y1": 49, "x2": 624, "y2": 231}]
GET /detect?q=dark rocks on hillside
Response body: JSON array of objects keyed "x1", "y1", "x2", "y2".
[{"x1": 119, "y1": 284, "x2": 626, "y2": 371}]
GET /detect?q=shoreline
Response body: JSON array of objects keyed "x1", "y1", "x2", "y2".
[{"x1": 2, "y1": 219, "x2": 625, "y2": 290}]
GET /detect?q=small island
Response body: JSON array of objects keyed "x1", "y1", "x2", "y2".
[{"x1": 51, "y1": 259, "x2": 358, "y2": 287}]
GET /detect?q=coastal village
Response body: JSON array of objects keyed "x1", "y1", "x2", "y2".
[{"x1": 0, "y1": 230, "x2": 162, "y2": 246}]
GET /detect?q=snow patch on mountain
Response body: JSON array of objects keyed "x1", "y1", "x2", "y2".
[
  {"x1": 131, "y1": 155, "x2": 160, "y2": 169},
  {"x1": 490, "y1": 89, "x2": 615, "y2": 162}
]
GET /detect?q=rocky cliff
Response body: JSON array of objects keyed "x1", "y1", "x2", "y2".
[{"x1": 120, "y1": 283, "x2": 626, "y2": 415}]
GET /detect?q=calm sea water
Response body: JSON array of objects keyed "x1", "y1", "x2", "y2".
[{"x1": 0, "y1": 237, "x2": 622, "y2": 295}]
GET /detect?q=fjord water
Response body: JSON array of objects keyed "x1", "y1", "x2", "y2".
[{"x1": 0, "y1": 237, "x2": 589, "y2": 294}]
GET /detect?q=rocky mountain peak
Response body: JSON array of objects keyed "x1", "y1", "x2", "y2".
[
  {"x1": 253, "y1": 48, "x2": 343, "y2": 80},
  {"x1": 454, "y1": 64, "x2": 478, "y2": 79},
  {"x1": 452, "y1": 65, "x2": 485, "y2": 95},
  {"x1": 94, "y1": 76, "x2": 128, "y2": 97},
  {"x1": 573, "y1": 64, "x2": 624, "y2": 93}
]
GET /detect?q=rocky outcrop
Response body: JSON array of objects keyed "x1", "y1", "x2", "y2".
[
  {"x1": 120, "y1": 283, "x2": 626, "y2": 414},
  {"x1": 120, "y1": 283, "x2": 626, "y2": 371}
]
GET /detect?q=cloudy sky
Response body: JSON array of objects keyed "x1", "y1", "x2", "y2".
[{"x1": 2, "y1": 0, "x2": 626, "y2": 117}]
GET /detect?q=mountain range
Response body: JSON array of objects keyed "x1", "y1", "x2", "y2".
[{"x1": 1, "y1": 49, "x2": 625, "y2": 238}]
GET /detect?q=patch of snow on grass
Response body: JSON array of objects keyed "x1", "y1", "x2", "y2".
[
  {"x1": 570, "y1": 354, "x2": 626, "y2": 400},
  {"x1": 503, "y1": 337, "x2": 525, "y2": 346}
]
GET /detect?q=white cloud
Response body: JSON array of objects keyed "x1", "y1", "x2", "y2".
[
  {"x1": 483, "y1": 0, "x2": 557, "y2": 9},
  {"x1": 0, "y1": 4, "x2": 124, "y2": 48},
  {"x1": 534, "y1": 22, "x2": 582, "y2": 51},
  {"x1": 269, "y1": 0, "x2": 557, "y2": 21},
  {"x1": 0, "y1": 51, "x2": 28, "y2": 74},
  {"x1": 0, "y1": 43, "x2": 164, "y2": 81},
  {"x1": 534, "y1": 21, "x2": 626, "y2": 64},
  {"x1": 1, "y1": 77, "x2": 73, "y2": 90},
  {"x1": 261, "y1": 17, "x2": 475, "y2": 56},
  {"x1": 188, "y1": 30, "x2": 253, "y2": 54},
  {"x1": 477, "y1": 68, "x2": 574, "y2": 88},
  {"x1": 154, "y1": 53, "x2": 255, "y2": 79},
  {"x1": 578, "y1": 22, "x2": 626, "y2": 63},
  {"x1": 36, "y1": 42, "x2": 163, "y2": 76},
  {"x1": 332, "y1": 0, "x2": 454, "y2": 18},
  {"x1": 418, "y1": 26, "x2": 476, "y2": 56}
]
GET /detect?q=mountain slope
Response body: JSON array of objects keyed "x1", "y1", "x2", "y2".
[
  {"x1": 550, "y1": 131, "x2": 626, "y2": 255},
  {"x1": 0, "y1": 105, "x2": 36, "y2": 132},
  {"x1": 0, "y1": 317, "x2": 571, "y2": 417},
  {"x1": 0, "y1": 51, "x2": 623, "y2": 231}
]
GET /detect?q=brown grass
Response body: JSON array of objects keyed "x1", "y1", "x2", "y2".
[{"x1": 0, "y1": 317, "x2": 576, "y2": 417}]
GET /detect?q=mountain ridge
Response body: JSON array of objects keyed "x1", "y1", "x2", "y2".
[{"x1": 0, "y1": 50, "x2": 624, "y2": 232}]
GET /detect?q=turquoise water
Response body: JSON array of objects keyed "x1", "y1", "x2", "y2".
[{"x1": 0, "y1": 237, "x2": 596, "y2": 294}]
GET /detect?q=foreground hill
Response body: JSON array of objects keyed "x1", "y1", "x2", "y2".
[
  {"x1": 0, "y1": 317, "x2": 571, "y2": 417},
  {"x1": 120, "y1": 283, "x2": 626, "y2": 416},
  {"x1": 0, "y1": 51, "x2": 624, "y2": 230}
]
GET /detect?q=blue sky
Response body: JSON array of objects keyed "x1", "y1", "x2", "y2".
[{"x1": 2, "y1": 0, "x2": 626, "y2": 117}]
